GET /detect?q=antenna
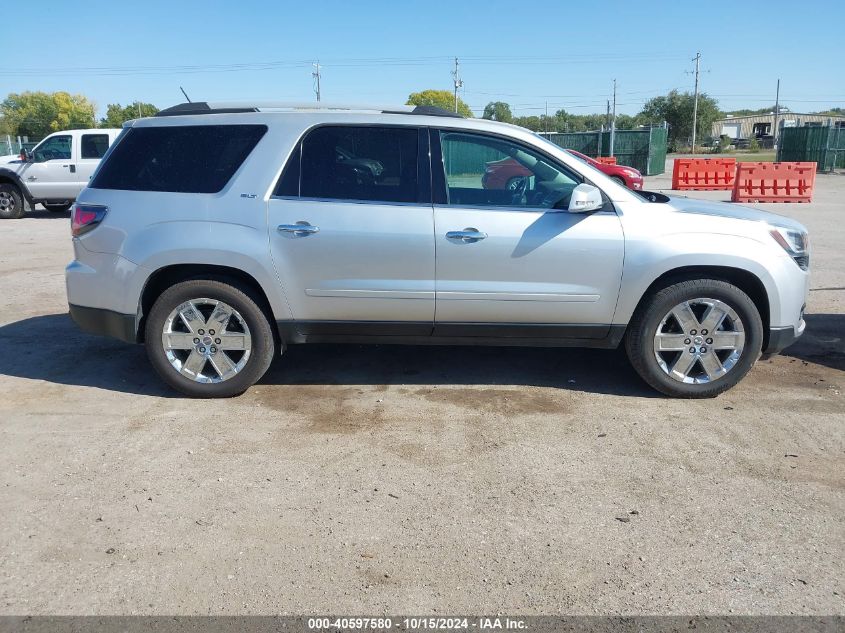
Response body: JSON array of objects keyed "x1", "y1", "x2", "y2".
[
  {"x1": 452, "y1": 57, "x2": 463, "y2": 113},
  {"x1": 179, "y1": 86, "x2": 192, "y2": 103},
  {"x1": 312, "y1": 61, "x2": 322, "y2": 103}
]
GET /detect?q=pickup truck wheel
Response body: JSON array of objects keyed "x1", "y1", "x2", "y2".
[
  {"x1": 625, "y1": 279, "x2": 763, "y2": 398},
  {"x1": 0, "y1": 184, "x2": 24, "y2": 219},
  {"x1": 145, "y1": 279, "x2": 275, "y2": 398},
  {"x1": 44, "y1": 202, "x2": 72, "y2": 213}
]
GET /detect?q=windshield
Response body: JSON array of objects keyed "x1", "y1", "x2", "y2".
[
  {"x1": 531, "y1": 134, "x2": 610, "y2": 181},
  {"x1": 565, "y1": 149, "x2": 590, "y2": 164}
]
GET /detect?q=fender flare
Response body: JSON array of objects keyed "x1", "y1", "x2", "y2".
[{"x1": 0, "y1": 167, "x2": 34, "y2": 205}]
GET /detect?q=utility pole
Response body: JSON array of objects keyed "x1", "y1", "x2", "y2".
[
  {"x1": 773, "y1": 78, "x2": 781, "y2": 151},
  {"x1": 312, "y1": 61, "x2": 322, "y2": 103},
  {"x1": 606, "y1": 99, "x2": 611, "y2": 128},
  {"x1": 609, "y1": 79, "x2": 617, "y2": 156},
  {"x1": 691, "y1": 52, "x2": 701, "y2": 153},
  {"x1": 452, "y1": 57, "x2": 463, "y2": 113},
  {"x1": 137, "y1": 102, "x2": 142, "y2": 118}
]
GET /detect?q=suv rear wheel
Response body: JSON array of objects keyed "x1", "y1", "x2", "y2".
[
  {"x1": 145, "y1": 279, "x2": 275, "y2": 397},
  {"x1": 0, "y1": 183, "x2": 24, "y2": 219},
  {"x1": 625, "y1": 279, "x2": 763, "y2": 398}
]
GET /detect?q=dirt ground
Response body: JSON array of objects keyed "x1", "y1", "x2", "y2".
[{"x1": 0, "y1": 164, "x2": 842, "y2": 615}]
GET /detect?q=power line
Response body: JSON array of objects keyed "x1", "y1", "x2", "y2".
[{"x1": 0, "y1": 53, "x2": 692, "y2": 77}]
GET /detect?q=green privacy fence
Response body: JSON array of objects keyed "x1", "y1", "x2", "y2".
[
  {"x1": 441, "y1": 126, "x2": 669, "y2": 177},
  {"x1": 544, "y1": 126, "x2": 668, "y2": 175},
  {"x1": 441, "y1": 136, "x2": 506, "y2": 176},
  {"x1": 778, "y1": 125, "x2": 845, "y2": 171},
  {"x1": 0, "y1": 139, "x2": 37, "y2": 156}
]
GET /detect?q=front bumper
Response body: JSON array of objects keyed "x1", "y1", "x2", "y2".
[
  {"x1": 763, "y1": 320, "x2": 805, "y2": 355},
  {"x1": 69, "y1": 303, "x2": 137, "y2": 343}
]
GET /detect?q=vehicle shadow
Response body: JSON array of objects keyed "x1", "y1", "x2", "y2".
[
  {"x1": 24, "y1": 207, "x2": 70, "y2": 219},
  {"x1": 781, "y1": 313, "x2": 845, "y2": 372},
  {"x1": 0, "y1": 313, "x2": 657, "y2": 398},
  {"x1": 0, "y1": 313, "x2": 173, "y2": 397}
]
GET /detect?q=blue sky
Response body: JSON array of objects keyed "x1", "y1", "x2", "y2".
[{"x1": 4, "y1": 0, "x2": 844, "y2": 119}]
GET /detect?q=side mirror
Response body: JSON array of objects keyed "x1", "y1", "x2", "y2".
[{"x1": 567, "y1": 183, "x2": 603, "y2": 213}]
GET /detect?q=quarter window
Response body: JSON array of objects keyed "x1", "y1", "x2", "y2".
[
  {"x1": 439, "y1": 132, "x2": 581, "y2": 209},
  {"x1": 33, "y1": 135, "x2": 71, "y2": 162},
  {"x1": 81, "y1": 134, "x2": 110, "y2": 159},
  {"x1": 292, "y1": 126, "x2": 419, "y2": 203},
  {"x1": 90, "y1": 125, "x2": 267, "y2": 194}
]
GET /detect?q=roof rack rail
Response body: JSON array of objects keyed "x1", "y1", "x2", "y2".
[{"x1": 155, "y1": 101, "x2": 463, "y2": 118}]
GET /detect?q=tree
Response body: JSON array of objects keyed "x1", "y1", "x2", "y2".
[
  {"x1": 725, "y1": 106, "x2": 777, "y2": 116},
  {"x1": 640, "y1": 90, "x2": 721, "y2": 146},
  {"x1": 407, "y1": 90, "x2": 473, "y2": 118},
  {"x1": 482, "y1": 101, "x2": 513, "y2": 123},
  {"x1": 1, "y1": 91, "x2": 96, "y2": 138},
  {"x1": 100, "y1": 102, "x2": 159, "y2": 127}
]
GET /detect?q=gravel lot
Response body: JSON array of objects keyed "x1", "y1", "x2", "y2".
[{"x1": 0, "y1": 164, "x2": 842, "y2": 615}]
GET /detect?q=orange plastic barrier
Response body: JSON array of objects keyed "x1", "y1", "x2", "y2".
[
  {"x1": 596, "y1": 156, "x2": 617, "y2": 165},
  {"x1": 731, "y1": 162, "x2": 816, "y2": 204},
  {"x1": 672, "y1": 158, "x2": 736, "y2": 190}
]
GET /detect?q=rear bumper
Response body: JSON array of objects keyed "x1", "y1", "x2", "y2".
[{"x1": 69, "y1": 303, "x2": 137, "y2": 343}]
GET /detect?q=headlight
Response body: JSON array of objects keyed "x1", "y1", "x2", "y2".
[
  {"x1": 622, "y1": 169, "x2": 640, "y2": 178},
  {"x1": 769, "y1": 226, "x2": 809, "y2": 270}
]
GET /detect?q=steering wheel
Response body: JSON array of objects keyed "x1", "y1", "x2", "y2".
[{"x1": 510, "y1": 176, "x2": 528, "y2": 205}]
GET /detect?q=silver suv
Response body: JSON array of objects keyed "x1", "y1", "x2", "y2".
[{"x1": 66, "y1": 101, "x2": 809, "y2": 398}]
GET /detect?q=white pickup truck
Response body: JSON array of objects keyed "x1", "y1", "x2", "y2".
[{"x1": 0, "y1": 128, "x2": 121, "y2": 218}]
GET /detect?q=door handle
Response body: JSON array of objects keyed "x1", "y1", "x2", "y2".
[
  {"x1": 446, "y1": 228, "x2": 487, "y2": 243},
  {"x1": 69, "y1": 165, "x2": 76, "y2": 173},
  {"x1": 278, "y1": 222, "x2": 319, "y2": 237}
]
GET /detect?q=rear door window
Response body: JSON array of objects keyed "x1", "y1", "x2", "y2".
[
  {"x1": 288, "y1": 126, "x2": 419, "y2": 203},
  {"x1": 80, "y1": 134, "x2": 111, "y2": 159},
  {"x1": 90, "y1": 125, "x2": 267, "y2": 193}
]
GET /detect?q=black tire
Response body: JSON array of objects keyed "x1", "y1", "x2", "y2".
[
  {"x1": 0, "y1": 183, "x2": 24, "y2": 219},
  {"x1": 144, "y1": 279, "x2": 275, "y2": 398},
  {"x1": 44, "y1": 202, "x2": 72, "y2": 213},
  {"x1": 625, "y1": 278, "x2": 763, "y2": 398},
  {"x1": 610, "y1": 175, "x2": 627, "y2": 187}
]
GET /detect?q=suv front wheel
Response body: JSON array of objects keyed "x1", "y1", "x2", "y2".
[
  {"x1": 625, "y1": 279, "x2": 763, "y2": 398},
  {"x1": 145, "y1": 279, "x2": 275, "y2": 397}
]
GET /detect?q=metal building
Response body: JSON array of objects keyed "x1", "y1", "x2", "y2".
[{"x1": 712, "y1": 112, "x2": 845, "y2": 141}]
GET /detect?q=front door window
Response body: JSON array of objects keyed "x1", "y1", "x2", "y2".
[
  {"x1": 439, "y1": 131, "x2": 581, "y2": 210},
  {"x1": 33, "y1": 135, "x2": 72, "y2": 162}
]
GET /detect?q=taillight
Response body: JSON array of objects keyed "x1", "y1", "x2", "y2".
[{"x1": 71, "y1": 204, "x2": 108, "y2": 237}]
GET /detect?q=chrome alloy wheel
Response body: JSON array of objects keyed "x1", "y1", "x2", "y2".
[
  {"x1": 161, "y1": 298, "x2": 252, "y2": 383},
  {"x1": 653, "y1": 298, "x2": 745, "y2": 384},
  {"x1": 0, "y1": 191, "x2": 15, "y2": 212}
]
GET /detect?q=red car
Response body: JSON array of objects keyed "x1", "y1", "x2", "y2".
[{"x1": 481, "y1": 149, "x2": 643, "y2": 191}]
